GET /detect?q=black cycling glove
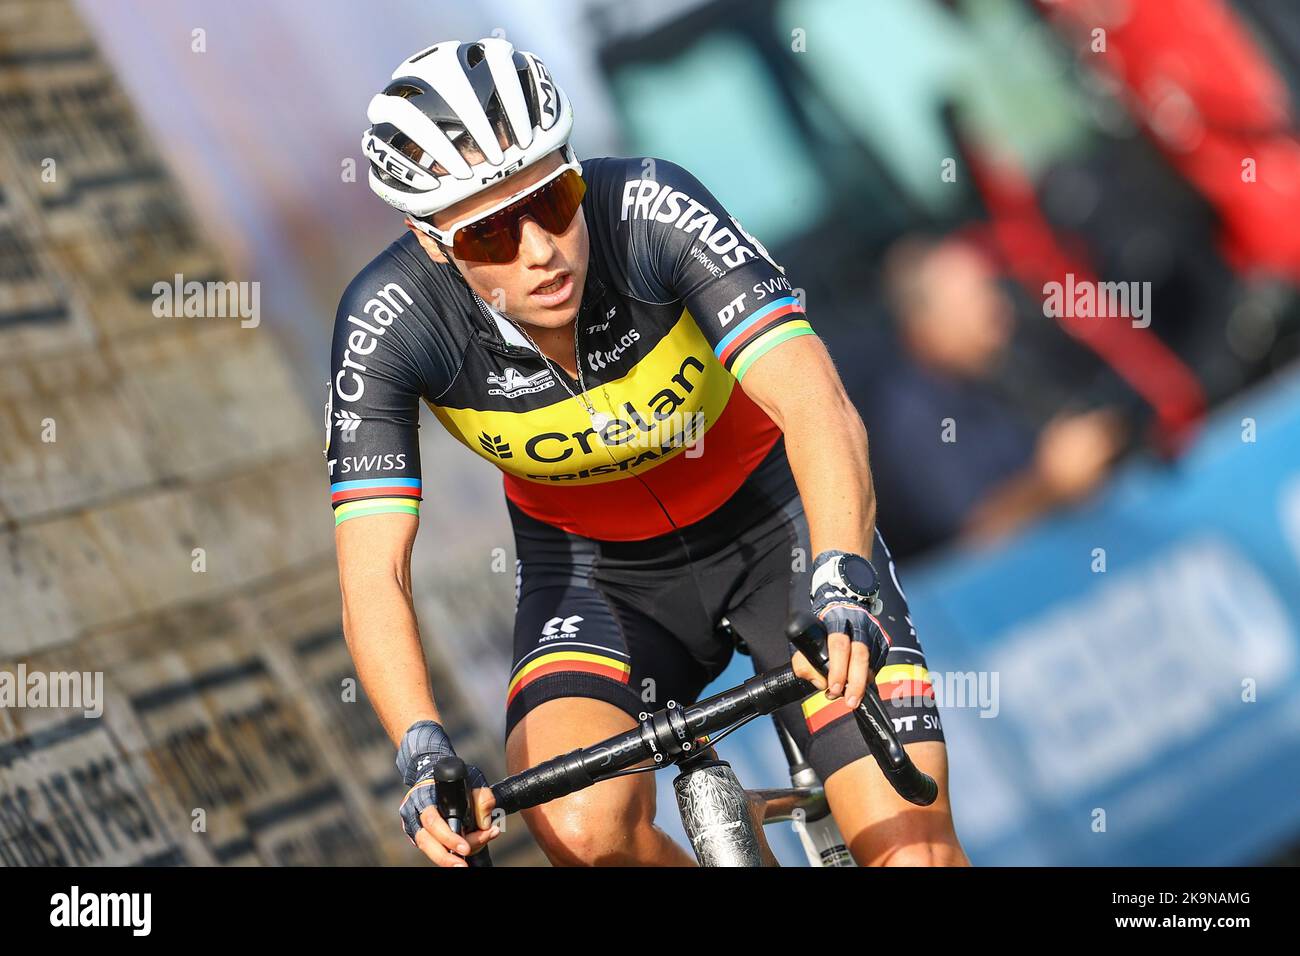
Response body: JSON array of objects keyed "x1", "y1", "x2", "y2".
[{"x1": 395, "y1": 720, "x2": 489, "y2": 845}]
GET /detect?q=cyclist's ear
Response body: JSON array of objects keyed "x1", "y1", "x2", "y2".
[{"x1": 406, "y1": 218, "x2": 449, "y2": 264}]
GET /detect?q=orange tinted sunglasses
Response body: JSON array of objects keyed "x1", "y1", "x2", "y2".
[{"x1": 426, "y1": 166, "x2": 587, "y2": 263}]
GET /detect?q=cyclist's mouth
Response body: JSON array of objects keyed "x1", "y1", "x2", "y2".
[{"x1": 530, "y1": 272, "x2": 573, "y2": 307}]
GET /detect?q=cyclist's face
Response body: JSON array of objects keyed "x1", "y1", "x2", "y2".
[{"x1": 412, "y1": 151, "x2": 590, "y2": 331}]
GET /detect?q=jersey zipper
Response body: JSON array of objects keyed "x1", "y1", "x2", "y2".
[{"x1": 471, "y1": 274, "x2": 609, "y2": 364}]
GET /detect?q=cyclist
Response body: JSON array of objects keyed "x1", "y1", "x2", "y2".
[{"x1": 328, "y1": 37, "x2": 969, "y2": 866}]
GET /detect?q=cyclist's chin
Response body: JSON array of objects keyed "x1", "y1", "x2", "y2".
[{"x1": 516, "y1": 301, "x2": 580, "y2": 329}]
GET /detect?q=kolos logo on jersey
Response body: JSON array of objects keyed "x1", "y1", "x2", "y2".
[
  {"x1": 542, "y1": 615, "x2": 583, "y2": 639},
  {"x1": 587, "y1": 328, "x2": 640, "y2": 372}
]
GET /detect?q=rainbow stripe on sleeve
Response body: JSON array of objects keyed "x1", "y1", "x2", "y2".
[
  {"x1": 713, "y1": 295, "x2": 815, "y2": 381},
  {"x1": 331, "y1": 477, "x2": 422, "y2": 525}
]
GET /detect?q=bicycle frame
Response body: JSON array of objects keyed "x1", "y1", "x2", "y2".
[
  {"x1": 673, "y1": 754, "x2": 771, "y2": 866},
  {"x1": 670, "y1": 716, "x2": 855, "y2": 867}
]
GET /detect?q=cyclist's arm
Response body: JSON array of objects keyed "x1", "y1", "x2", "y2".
[
  {"x1": 739, "y1": 339, "x2": 881, "y2": 708},
  {"x1": 335, "y1": 514, "x2": 439, "y2": 741},
  {"x1": 610, "y1": 157, "x2": 876, "y2": 558},
  {"x1": 738, "y1": 334, "x2": 876, "y2": 561},
  {"x1": 325, "y1": 272, "x2": 448, "y2": 746}
]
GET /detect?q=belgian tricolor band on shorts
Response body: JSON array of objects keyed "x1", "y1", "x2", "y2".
[
  {"x1": 801, "y1": 664, "x2": 935, "y2": 734},
  {"x1": 506, "y1": 650, "x2": 632, "y2": 707}
]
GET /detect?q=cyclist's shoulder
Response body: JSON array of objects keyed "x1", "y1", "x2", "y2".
[
  {"x1": 581, "y1": 154, "x2": 713, "y2": 223},
  {"x1": 336, "y1": 232, "x2": 463, "y2": 320},
  {"x1": 331, "y1": 232, "x2": 474, "y2": 396},
  {"x1": 582, "y1": 155, "x2": 718, "y2": 301}
]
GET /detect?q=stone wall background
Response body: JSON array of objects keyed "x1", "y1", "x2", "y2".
[{"x1": 0, "y1": 0, "x2": 538, "y2": 866}]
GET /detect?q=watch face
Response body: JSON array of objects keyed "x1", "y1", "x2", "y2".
[{"x1": 841, "y1": 556, "x2": 878, "y2": 597}]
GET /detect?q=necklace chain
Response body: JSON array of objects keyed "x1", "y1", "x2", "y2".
[{"x1": 474, "y1": 294, "x2": 606, "y2": 425}]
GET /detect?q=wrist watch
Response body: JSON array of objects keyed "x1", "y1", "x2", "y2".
[{"x1": 811, "y1": 552, "x2": 880, "y2": 603}]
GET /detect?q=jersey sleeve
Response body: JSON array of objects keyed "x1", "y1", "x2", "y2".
[
  {"x1": 324, "y1": 263, "x2": 450, "y2": 526},
  {"x1": 611, "y1": 157, "x2": 816, "y2": 381}
]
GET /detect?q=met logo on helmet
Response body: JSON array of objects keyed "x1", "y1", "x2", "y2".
[
  {"x1": 481, "y1": 158, "x2": 526, "y2": 184},
  {"x1": 525, "y1": 53, "x2": 558, "y2": 126},
  {"x1": 363, "y1": 131, "x2": 425, "y2": 185}
]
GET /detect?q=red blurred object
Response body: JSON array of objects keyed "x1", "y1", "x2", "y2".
[
  {"x1": 959, "y1": 144, "x2": 1207, "y2": 453},
  {"x1": 1045, "y1": 0, "x2": 1300, "y2": 281},
  {"x1": 952, "y1": 0, "x2": 1300, "y2": 452}
]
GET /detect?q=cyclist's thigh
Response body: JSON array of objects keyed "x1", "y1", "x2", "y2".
[
  {"x1": 507, "y1": 567, "x2": 706, "y2": 864},
  {"x1": 724, "y1": 500, "x2": 946, "y2": 784},
  {"x1": 505, "y1": 697, "x2": 699, "y2": 866},
  {"x1": 506, "y1": 569, "x2": 709, "y2": 742},
  {"x1": 505, "y1": 695, "x2": 652, "y2": 832}
]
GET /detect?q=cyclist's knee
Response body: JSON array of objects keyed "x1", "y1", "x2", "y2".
[
  {"x1": 507, "y1": 698, "x2": 672, "y2": 865},
  {"x1": 523, "y1": 781, "x2": 656, "y2": 866},
  {"x1": 856, "y1": 833, "x2": 970, "y2": 867}
]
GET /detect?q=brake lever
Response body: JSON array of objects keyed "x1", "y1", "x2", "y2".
[
  {"x1": 786, "y1": 611, "x2": 938, "y2": 807},
  {"x1": 433, "y1": 756, "x2": 494, "y2": 867}
]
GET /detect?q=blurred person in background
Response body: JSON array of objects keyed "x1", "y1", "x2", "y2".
[
  {"x1": 328, "y1": 37, "x2": 968, "y2": 867},
  {"x1": 864, "y1": 236, "x2": 1128, "y2": 561}
]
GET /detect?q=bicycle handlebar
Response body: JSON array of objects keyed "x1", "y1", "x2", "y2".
[
  {"x1": 492, "y1": 659, "x2": 809, "y2": 815},
  {"x1": 485, "y1": 612, "x2": 938, "y2": 816},
  {"x1": 786, "y1": 611, "x2": 938, "y2": 806}
]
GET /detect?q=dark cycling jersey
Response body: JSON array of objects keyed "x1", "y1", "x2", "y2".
[
  {"x1": 327, "y1": 156, "x2": 947, "y2": 770},
  {"x1": 325, "y1": 157, "x2": 814, "y2": 539}
]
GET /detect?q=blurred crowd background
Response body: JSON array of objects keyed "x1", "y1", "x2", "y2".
[{"x1": 2, "y1": 0, "x2": 1299, "y2": 866}]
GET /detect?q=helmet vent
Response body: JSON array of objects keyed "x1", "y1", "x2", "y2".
[
  {"x1": 386, "y1": 83, "x2": 424, "y2": 100},
  {"x1": 485, "y1": 91, "x2": 515, "y2": 149},
  {"x1": 518, "y1": 66, "x2": 540, "y2": 128},
  {"x1": 389, "y1": 132, "x2": 426, "y2": 167}
]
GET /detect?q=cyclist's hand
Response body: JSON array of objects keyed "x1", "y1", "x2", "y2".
[
  {"x1": 799, "y1": 551, "x2": 891, "y2": 709},
  {"x1": 395, "y1": 719, "x2": 500, "y2": 867},
  {"x1": 791, "y1": 608, "x2": 887, "y2": 709},
  {"x1": 791, "y1": 634, "x2": 871, "y2": 707},
  {"x1": 399, "y1": 765, "x2": 499, "y2": 867}
]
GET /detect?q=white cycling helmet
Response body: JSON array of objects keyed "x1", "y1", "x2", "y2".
[{"x1": 363, "y1": 38, "x2": 575, "y2": 218}]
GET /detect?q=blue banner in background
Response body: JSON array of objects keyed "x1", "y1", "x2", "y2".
[
  {"x1": 909, "y1": 369, "x2": 1300, "y2": 866},
  {"x1": 659, "y1": 369, "x2": 1300, "y2": 865}
]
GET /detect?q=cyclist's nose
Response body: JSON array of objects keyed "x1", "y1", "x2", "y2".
[{"x1": 517, "y1": 216, "x2": 558, "y2": 264}]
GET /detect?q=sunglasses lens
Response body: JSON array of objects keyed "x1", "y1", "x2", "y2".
[
  {"x1": 452, "y1": 216, "x2": 520, "y2": 264},
  {"x1": 529, "y1": 169, "x2": 587, "y2": 234},
  {"x1": 452, "y1": 169, "x2": 587, "y2": 263}
]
